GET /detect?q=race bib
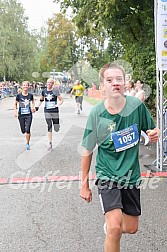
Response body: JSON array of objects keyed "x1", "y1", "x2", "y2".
[
  {"x1": 21, "y1": 107, "x2": 30, "y2": 115},
  {"x1": 76, "y1": 90, "x2": 81, "y2": 94},
  {"x1": 111, "y1": 124, "x2": 139, "y2": 152},
  {"x1": 46, "y1": 101, "x2": 56, "y2": 109}
]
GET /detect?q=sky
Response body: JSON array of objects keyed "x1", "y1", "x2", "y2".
[{"x1": 19, "y1": 0, "x2": 61, "y2": 30}]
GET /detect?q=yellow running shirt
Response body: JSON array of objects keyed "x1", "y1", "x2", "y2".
[{"x1": 72, "y1": 84, "x2": 84, "y2": 96}]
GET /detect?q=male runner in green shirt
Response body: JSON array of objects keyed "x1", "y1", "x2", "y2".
[{"x1": 80, "y1": 63, "x2": 160, "y2": 252}]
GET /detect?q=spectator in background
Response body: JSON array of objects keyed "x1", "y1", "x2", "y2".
[
  {"x1": 135, "y1": 80, "x2": 145, "y2": 101},
  {"x1": 53, "y1": 79, "x2": 61, "y2": 92},
  {"x1": 135, "y1": 80, "x2": 149, "y2": 145},
  {"x1": 17, "y1": 87, "x2": 22, "y2": 94},
  {"x1": 124, "y1": 80, "x2": 136, "y2": 96}
]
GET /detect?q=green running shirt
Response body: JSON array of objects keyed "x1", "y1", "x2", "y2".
[{"x1": 82, "y1": 96, "x2": 155, "y2": 185}]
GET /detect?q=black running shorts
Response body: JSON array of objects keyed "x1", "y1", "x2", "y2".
[{"x1": 96, "y1": 180, "x2": 141, "y2": 216}]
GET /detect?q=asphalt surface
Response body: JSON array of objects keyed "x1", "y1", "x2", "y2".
[{"x1": 0, "y1": 94, "x2": 167, "y2": 252}]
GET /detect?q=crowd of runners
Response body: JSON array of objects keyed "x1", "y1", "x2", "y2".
[{"x1": 13, "y1": 77, "x2": 85, "y2": 151}]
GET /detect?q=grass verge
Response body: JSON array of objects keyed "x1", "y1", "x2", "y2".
[{"x1": 84, "y1": 96, "x2": 101, "y2": 106}]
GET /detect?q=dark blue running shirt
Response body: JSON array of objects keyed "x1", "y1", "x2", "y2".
[
  {"x1": 41, "y1": 89, "x2": 60, "y2": 113},
  {"x1": 16, "y1": 93, "x2": 33, "y2": 116}
]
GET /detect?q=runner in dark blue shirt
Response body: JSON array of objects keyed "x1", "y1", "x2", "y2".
[
  {"x1": 14, "y1": 81, "x2": 35, "y2": 150},
  {"x1": 35, "y1": 78, "x2": 63, "y2": 150}
]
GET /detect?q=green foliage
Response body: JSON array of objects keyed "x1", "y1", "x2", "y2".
[
  {"x1": 0, "y1": 0, "x2": 40, "y2": 82},
  {"x1": 40, "y1": 13, "x2": 79, "y2": 73},
  {"x1": 55, "y1": 0, "x2": 156, "y2": 112},
  {"x1": 0, "y1": 0, "x2": 157, "y2": 101}
]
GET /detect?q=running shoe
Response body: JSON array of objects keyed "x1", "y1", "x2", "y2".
[
  {"x1": 47, "y1": 144, "x2": 53, "y2": 151},
  {"x1": 77, "y1": 110, "x2": 80, "y2": 114},
  {"x1": 103, "y1": 222, "x2": 107, "y2": 235},
  {"x1": 26, "y1": 144, "x2": 30, "y2": 150}
]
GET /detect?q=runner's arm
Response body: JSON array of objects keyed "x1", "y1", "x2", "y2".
[
  {"x1": 35, "y1": 95, "x2": 44, "y2": 111},
  {"x1": 70, "y1": 87, "x2": 75, "y2": 96},
  {"x1": 80, "y1": 149, "x2": 93, "y2": 203},
  {"x1": 31, "y1": 97, "x2": 35, "y2": 112},
  {"x1": 14, "y1": 100, "x2": 18, "y2": 117},
  {"x1": 57, "y1": 95, "x2": 63, "y2": 106}
]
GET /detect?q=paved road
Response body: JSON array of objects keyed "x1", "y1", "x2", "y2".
[{"x1": 0, "y1": 95, "x2": 167, "y2": 252}]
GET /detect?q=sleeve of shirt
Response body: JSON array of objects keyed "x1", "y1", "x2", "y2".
[
  {"x1": 140, "y1": 103, "x2": 156, "y2": 132},
  {"x1": 16, "y1": 94, "x2": 20, "y2": 102},
  {"x1": 53, "y1": 89, "x2": 60, "y2": 96},
  {"x1": 82, "y1": 109, "x2": 97, "y2": 151}
]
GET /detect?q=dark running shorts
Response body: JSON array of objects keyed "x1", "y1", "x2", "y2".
[
  {"x1": 75, "y1": 96, "x2": 83, "y2": 104},
  {"x1": 96, "y1": 180, "x2": 141, "y2": 216}
]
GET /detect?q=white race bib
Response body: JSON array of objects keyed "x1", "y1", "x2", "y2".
[
  {"x1": 46, "y1": 101, "x2": 56, "y2": 109},
  {"x1": 21, "y1": 107, "x2": 30, "y2": 114}
]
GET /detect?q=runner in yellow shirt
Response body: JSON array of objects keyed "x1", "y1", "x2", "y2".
[{"x1": 70, "y1": 80, "x2": 84, "y2": 114}]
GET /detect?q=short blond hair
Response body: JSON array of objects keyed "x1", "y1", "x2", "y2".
[
  {"x1": 47, "y1": 78, "x2": 54, "y2": 83},
  {"x1": 99, "y1": 63, "x2": 125, "y2": 83},
  {"x1": 21, "y1": 81, "x2": 29, "y2": 86}
]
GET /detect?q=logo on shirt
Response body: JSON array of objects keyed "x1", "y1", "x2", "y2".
[
  {"x1": 21, "y1": 98, "x2": 30, "y2": 107},
  {"x1": 108, "y1": 121, "x2": 116, "y2": 143},
  {"x1": 45, "y1": 93, "x2": 53, "y2": 101}
]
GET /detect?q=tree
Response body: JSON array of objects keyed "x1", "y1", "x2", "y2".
[
  {"x1": 40, "y1": 13, "x2": 79, "y2": 73},
  {"x1": 54, "y1": 0, "x2": 154, "y2": 47},
  {"x1": 55, "y1": 0, "x2": 156, "y2": 109},
  {"x1": 0, "y1": 0, "x2": 40, "y2": 82}
]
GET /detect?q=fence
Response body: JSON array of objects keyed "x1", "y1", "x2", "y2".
[{"x1": 87, "y1": 88, "x2": 106, "y2": 100}]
